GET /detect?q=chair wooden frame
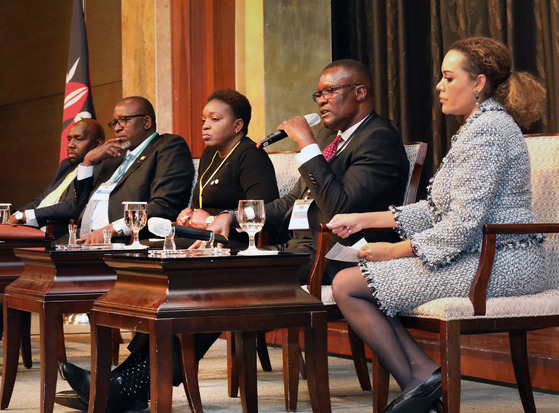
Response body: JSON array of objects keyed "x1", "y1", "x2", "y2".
[
  {"x1": 371, "y1": 223, "x2": 559, "y2": 413},
  {"x1": 310, "y1": 135, "x2": 559, "y2": 412},
  {"x1": 282, "y1": 142, "x2": 428, "y2": 410}
]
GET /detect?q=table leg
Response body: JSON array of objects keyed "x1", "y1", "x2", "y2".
[
  {"x1": 89, "y1": 320, "x2": 113, "y2": 413},
  {"x1": 304, "y1": 311, "x2": 331, "y2": 413},
  {"x1": 0, "y1": 305, "x2": 23, "y2": 409},
  {"x1": 227, "y1": 331, "x2": 239, "y2": 398},
  {"x1": 283, "y1": 327, "x2": 300, "y2": 411},
  {"x1": 178, "y1": 334, "x2": 203, "y2": 412},
  {"x1": 20, "y1": 311, "x2": 32, "y2": 369},
  {"x1": 149, "y1": 320, "x2": 174, "y2": 412},
  {"x1": 39, "y1": 304, "x2": 60, "y2": 413},
  {"x1": 235, "y1": 331, "x2": 257, "y2": 413}
]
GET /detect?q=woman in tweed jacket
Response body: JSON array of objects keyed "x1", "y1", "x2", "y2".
[{"x1": 328, "y1": 37, "x2": 547, "y2": 413}]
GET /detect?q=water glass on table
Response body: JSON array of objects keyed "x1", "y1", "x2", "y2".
[
  {"x1": 0, "y1": 203, "x2": 11, "y2": 224},
  {"x1": 237, "y1": 199, "x2": 266, "y2": 255},
  {"x1": 122, "y1": 201, "x2": 147, "y2": 248}
]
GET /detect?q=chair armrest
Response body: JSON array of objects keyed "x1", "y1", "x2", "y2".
[
  {"x1": 307, "y1": 224, "x2": 331, "y2": 299},
  {"x1": 0, "y1": 224, "x2": 47, "y2": 241},
  {"x1": 469, "y1": 223, "x2": 559, "y2": 316},
  {"x1": 307, "y1": 224, "x2": 394, "y2": 299}
]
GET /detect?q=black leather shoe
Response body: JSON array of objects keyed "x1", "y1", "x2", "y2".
[
  {"x1": 425, "y1": 399, "x2": 443, "y2": 413},
  {"x1": 60, "y1": 362, "x2": 148, "y2": 412},
  {"x1": 61, "y1": 362, "x2": 91, "y2": 405},
  {"x1": 384, "y1": 368, "x2": 442, "y2": 413}
]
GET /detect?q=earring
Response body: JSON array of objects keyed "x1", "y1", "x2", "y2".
[{"x1": 475, "y1": 90, "x2": 480, "y2": 106}]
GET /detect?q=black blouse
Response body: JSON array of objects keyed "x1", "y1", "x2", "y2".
[{"x1": 191, "y1": 136, "x2": 279, "y2": 244}]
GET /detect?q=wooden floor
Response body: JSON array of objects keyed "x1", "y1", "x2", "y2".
[{"x1": 266, "y1": 323, "x2": 559, "y2": 392}]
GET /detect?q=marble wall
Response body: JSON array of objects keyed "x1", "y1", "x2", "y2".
[{"x1": 262, "y1": 0, "x2": 331, "y2": 151}]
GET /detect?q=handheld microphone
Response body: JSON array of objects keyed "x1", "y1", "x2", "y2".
[
  {"x1": 257, "y1": 113, "x2": 321, "y2": 148},
  {"x1": 148, "y1": 217, "x2": 229, "y2": 244}
]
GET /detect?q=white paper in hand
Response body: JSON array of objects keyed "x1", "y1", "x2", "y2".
[{"x1": 325, "y1": 238, "x2": 367, "y2": 262}]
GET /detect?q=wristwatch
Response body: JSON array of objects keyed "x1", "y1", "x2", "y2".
[
  {"x1": 205, "y1": 216, "x2": 215, "y2": 227},
  {"x1": 15, "y1": 211, "x2": 24, "y2": 224}
]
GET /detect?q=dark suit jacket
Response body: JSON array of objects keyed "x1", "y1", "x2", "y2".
[
  {"x1": 18, "y1": 158, "x2": 79, "y2": 229},
  {"x1": 76, "y1": 133, "x2": 195, "y2": 233},
  {"x1": 265, "y1": 112, "x2": 409, "y2": 284}
]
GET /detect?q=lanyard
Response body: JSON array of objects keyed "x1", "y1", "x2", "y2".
[
  {"x1": 109, "y1": 133, "x2": 156, "y2": 184},
  {"x1": 198, "y1": 139, "x2": 242, "y2": 208}
]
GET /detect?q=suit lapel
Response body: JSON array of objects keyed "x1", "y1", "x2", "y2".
[{"x1": 114, "y1": 133, "x2": 161, "y2": 189}]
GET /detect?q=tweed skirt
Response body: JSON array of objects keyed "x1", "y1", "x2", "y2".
[{"x1": 359, "y1": 242, "x2": 547, "y2": 317}]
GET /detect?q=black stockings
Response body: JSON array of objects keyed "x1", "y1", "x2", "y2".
[{"x1": 332, "y1": 266, "x2": 439, "y2": 392}]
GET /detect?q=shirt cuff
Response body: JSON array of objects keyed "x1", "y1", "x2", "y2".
[
  {"x1": 25, "y1": 209, "x2": 37, "y2": 227},
  {"x1": 296, "y1": 143, "x2": 321, "y2": 164},
  {"x1": 77, "y1": 163, "x2": 94, "y2": 180},
  {"x1": 112, "y1": 219, "x2": 131, "y2": 236}
]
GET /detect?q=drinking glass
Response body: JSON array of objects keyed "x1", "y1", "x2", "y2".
[
  {"x1": 237, "y1": 200, "x2": 265, "y2": 255},
  {"x1": 68, "y1": 224, "x2": 77, "y2": 245},
  {"x1": 123, "y1": 202, "x2": 148, "y2": 248},
  {"x1": 0, "y1": 203, "x2": 11, "y2": 224}
]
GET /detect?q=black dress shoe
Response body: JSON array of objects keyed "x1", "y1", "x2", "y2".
[
  {"x1": 54, "y1": 390, "x2": 88, "y2": 412},
  {"x1": 61, "y1": 362, "x2": 91, "y2": 405},
  {"x1": 384, "y1": 368, "x2": 442, "y2": 413},
  {"x1": 424, "y1": 399, "x2": 443, "y2": 413},
  {"x1": 60, "y1": 362, "x2": 148, "y2": 412}
]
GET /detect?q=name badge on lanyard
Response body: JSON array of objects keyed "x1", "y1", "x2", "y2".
[
  {"x1": 91, "y1": 183, "x2": 117, "y2": 201},
  {"x1": 288, "y1": 199, "x2": 314, "y2": 230}
]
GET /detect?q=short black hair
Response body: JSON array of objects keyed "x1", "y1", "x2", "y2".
[
  {"x1": 323, "y1": 59, "x2": 373, "y2": 90},
  {"x1": 120, "y1": 96, "x2": 156, "y2": 128},
  {"x1": 207, "y1": 89, "x2": 252, "y2": 135}
]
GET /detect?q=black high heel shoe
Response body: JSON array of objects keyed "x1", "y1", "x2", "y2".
[{"x1": 384, "y1": 368, "x2": 442, "y2": 413}]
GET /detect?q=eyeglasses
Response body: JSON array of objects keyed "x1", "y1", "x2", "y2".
[
  {"x1": 108, "y1": 114, "x2": 146, "y2": 130},
  {"x1": 312, "y1": 84, "x2": 361, "y2": 103}
]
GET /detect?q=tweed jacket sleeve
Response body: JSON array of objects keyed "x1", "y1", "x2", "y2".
[
  {"x1": 390, "y1": 200, "x2": 434, "y2": 239},
  {"x1": 408, "y1": 103, "x2": 526, "y2": 268}
]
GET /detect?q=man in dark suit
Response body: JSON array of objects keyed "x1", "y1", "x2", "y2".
[
  {"x1": 59, "y1": 96, "x2": 195, "y2": 412},
  {"x1": 75, "y1": 96, "x2": 194, "y2": 244},
  {"x1": 211, "y1": 59, "x2": 409, "y2": 284},
  {"x1": 9, "y1": 119, "x2": 104, "y2": 237}
]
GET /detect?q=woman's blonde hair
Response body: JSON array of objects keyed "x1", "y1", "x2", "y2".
[{"x1": 451, "y1": 37, "x2": 546, "y2": 128}]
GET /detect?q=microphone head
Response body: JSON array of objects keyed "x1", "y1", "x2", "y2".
[
  {"x1": 147, "y1": 217, "x2": 172, "y2": 237},
  {"x1": 303, "y1": 113, "x2": 321, "y2": 127}
]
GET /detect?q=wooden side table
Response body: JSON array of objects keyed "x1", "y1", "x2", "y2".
[
  {"x1": 1, "y1": 247, "x2": 119, "y2": 413},
  {"x1": 90, "y1": 252, "x2": 332, "y2": 413},
  {"x1": 0, "y1": 240, "x2": 51, "y2": 369}
]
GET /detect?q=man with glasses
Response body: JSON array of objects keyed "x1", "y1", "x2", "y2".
[
  {"x1": 73, "y1": 96, "x2": 194, "y2": 244},
  {"x1": 58, "y1": 98, "x2": 194, "y2": 410},
  {"x1": 210, "y1": 59, "x2": 410, "y2": 284}
]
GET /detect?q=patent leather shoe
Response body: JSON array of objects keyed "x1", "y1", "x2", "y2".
[
  {"x1": 59, "y1": 362, "x2": 148, "y2": 412},
  {"x1": 61, "y1": 362, "x2": 91, "y2": 405},
  {"x1": 384, "y1": 368, "x2": 442, "y2": 413},
  {"x1": 425, "y1": 399, "x2": 443, "y2": 413}
]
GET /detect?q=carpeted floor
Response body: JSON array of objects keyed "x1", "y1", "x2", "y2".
[{"x1": 1, "y1": 319, "x2": 557, "y2": 412}]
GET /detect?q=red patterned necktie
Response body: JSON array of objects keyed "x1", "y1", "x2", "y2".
[{"x1": 322, "y1": 134, "x2": 344, "y2": 162}]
